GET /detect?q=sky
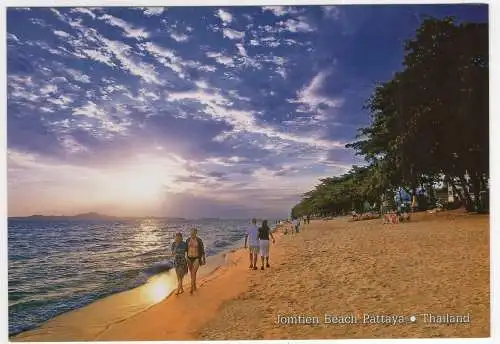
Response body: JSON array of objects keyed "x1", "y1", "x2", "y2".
[{"x1": 6, "y1": 4, "x2": 488, "y2": 219}]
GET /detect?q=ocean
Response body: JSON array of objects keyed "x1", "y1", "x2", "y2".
[{"x1": 8, "y1": 218, "x2": 275, "y2": 336}]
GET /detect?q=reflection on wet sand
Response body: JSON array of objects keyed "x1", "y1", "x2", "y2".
[{"x1": 141, "y1": 273, "x2": 177, "y2": 303}]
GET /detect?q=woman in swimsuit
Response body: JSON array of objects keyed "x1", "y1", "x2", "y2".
[
  {"x1": 186, "y1": 228, "x2": 206, "y2": 294},
  {"x1": 171, "y1": 232, "x2": 188, "y2": 295},
  {"x1": 258, "y1": 220, "x2": 275, "y2": 270}
]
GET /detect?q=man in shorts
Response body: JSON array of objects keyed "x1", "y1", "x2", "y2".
[{"x1": 244, "y1": 218, "x2": 259, "y2": 270}]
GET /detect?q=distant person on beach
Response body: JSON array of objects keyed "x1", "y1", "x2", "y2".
[
  {"x1": 291, "y1": 218, "x2": 298, "y2": 234},
  {"x1": 306, "y1": 215, "x2": 310, "y2": 224},
  {"x1": 171, "y1": 232, "x2": 188, "y2": 295},
  {"x1": 244, "y1": 218, "x2": 259, "y2": 270},
  {"x1": 258, "y1": 220, "x2": 275, "y2": 270},
  {"x1": 186, "y1": 228, "x2": 206, "y2": 294}
]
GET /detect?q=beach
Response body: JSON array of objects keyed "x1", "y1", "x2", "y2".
[{"x1": 13, "y1": 210, "x2": 489, "y2": 341}]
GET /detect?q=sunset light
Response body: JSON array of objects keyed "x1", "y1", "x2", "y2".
[
  {"x1": 142, "y1": 274, "x2": 177, "y2": 304},
  {"x1": 6, "y1": 4, "x2": 490, "y2": 342},
  {"x1": 104, "y1": 162, "x2": 170, "y2": 203}
]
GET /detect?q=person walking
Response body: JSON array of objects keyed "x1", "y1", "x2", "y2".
[
  {"x1": 171, "y1": 232, "x2": 188, "y2": 295},
  {"x1": 258, "y1": 220, "x2": 275, "y2": 270},
  {"x1": 244, "y1": 218, "x2": 259, "y2": 270},
  {"x1": 291, "y1": 218, "x2": 298, "y2": 235},
  {"x1": 186, "y1": 228, "x2": 206, "y2": 294}
]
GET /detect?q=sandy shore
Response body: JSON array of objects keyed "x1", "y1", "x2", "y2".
[{"x1": 13, "y1": 210, "x2": 489, "y2": 340}]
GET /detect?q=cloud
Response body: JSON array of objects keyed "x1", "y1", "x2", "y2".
[
  {"x1": 261, "y1": 6, "x2": 301, "y2": 17},
  {"x1": 140, "y1": 41, "x2": 187, "y2": 78},
  {"x1": 143, "y1": 7, "x2": 166, "y2": 16},
  {"x1": 65, "y1": 68, "x2": 91, "y2": 83},
  {"x1": 236, "y1": 43, "x2": 247, "y2": 57},
  {"x1": 40, "y1": 84, "x2": 58, "y2": 95},
  {"x1": 58, "y1": 135, "x2": 90, "y2": 154},
  {"x1": 216, "y1": 9, "x2": 233, "y2": 25},
  {"x1": 206, "y1": 52, "x2": 235, "y2": 67},
  {"x1": 222, "y1": 28, "x2": 245, "y2": 40},
  {"x1": 69, "y1": 101, "x2": 132, "y2": 138},
  {"x1": 7, "y1": 6, "x2": 368, "y2": 218},
  {"x1": 170, "y1": 32, "x2": 190, "y2": 42},
  {"x1": 48, "y1": 10, "x2": 158, "y2": 79},
  {"x1": 322, "y1": 6, "x2": 341, "y2": 20},
  {"x1": 262, "y1": 6, "x2": 288, "y2": 16},
  {"x1": 105, "y1": 40, "x2": 160, "y2": 84},
  {"x1": 291, "y1": 70, "x2": 344, "y2": 114},
  {"x1": 99, "y1": 14, "x2": 150, "y2": 40},
  {"x1": 167, "y1": 86, "x2": 345, "y2": 150},
  {"x1": 53, "y1": 30, "x2": 72, "y2": 39},
  {"x1": 7, "y1": 33, "x2": 20, "y2": 42},
  {"x1": 81, "y1": 48, "x2": 115, "y2": 67},
  {"x1": 70, "y1": 8, "x2": 97, "y2": 19},
  {"x1": 280, "y1": 17, "x2": 315, "y2": 33}
]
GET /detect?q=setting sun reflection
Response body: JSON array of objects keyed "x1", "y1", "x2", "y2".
[{"x1": 141, "y1": 273, "x2": 177, "y2": 304}]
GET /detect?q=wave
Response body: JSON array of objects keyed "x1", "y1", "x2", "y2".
[
  {"x1": 212, "y1": 239, "x2": 231, "y2": 248},
  {"x1": 132, "y1": 260, "x2": 174, "y2": 287},
  {"x1": 8, "y1": 219, "x2": 252, "y2": 336}
]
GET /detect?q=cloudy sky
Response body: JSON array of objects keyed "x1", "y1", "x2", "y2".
[{"x1": 6, "y1": 4, "x2": 487, "y2": 218}]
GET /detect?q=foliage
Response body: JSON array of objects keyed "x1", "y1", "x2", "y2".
[{"x1": 292, "y1": 17, "x2": 488, "y2": 217}]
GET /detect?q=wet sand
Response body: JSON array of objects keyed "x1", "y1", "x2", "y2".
[{"x1": 13, "y1": 210, "x2": 489, "y2": 341}]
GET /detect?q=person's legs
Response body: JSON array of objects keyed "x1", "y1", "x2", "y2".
[
  {"x1": 264, "y1": 241, "x2": 270, "y2": 267},
  {"x1": 251, "y1": 247, "x2": 258, "y2": 269},
  {"x1": 249, "y1": 250, "x2": 254, "y2": 268},
  {"x1": 179, "y1": 273, "x2": 185, "y2": 293},
  {"x1": 176, "y1": 271, "x2": 182, "y2": 294},
  {"x1": 260, "y1": 240, "x2": 269, "y2": 269},
  {"x1": 188, "y1": 258, "x2": 200, "y2": 293}
]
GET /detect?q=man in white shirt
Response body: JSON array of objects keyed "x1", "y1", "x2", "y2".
[
  {"x1": 244, "y1": 218, "x2": 259, "y2": 270},
  {"x1": 292, "y1": 218, "x2": 298, "y2": 235}
]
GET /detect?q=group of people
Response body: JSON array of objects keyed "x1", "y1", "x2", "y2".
[
  {"x1": 283, "y1": 215, "x2": 309, "y2": 234},
  {"x1": 244, "y1": 219, "x2": 276, "y2": 270},
  {"x1": 383, "y1": 209, "x2": 411, "y2": 224},
  {"x1": 170, "y1": 228, "x2": 206, "y2": 295},
  {"x1": 169, "y1": 218, "x2": 277, "y2": 296}
]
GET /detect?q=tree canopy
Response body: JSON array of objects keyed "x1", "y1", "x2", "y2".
[{"x1": 292, "y1": 17, "x2": 488, "y2": 218}]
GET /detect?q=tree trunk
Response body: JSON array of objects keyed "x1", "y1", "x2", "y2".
[
  {"x1": 459, "y1": 175, "x2": 473, "y2": 211},
  {"x1": 451, "y1": 180, "x2": 464, "y2": 202},
  {"x1": 470, "y1": 171, "x2": 481, "y2": 212}
]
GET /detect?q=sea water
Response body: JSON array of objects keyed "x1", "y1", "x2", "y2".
[{"x1": 8, "y1": 218, "x2": 276, "y2": 336}]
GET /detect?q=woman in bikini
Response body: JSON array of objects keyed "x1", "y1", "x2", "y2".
[
  {"x1": 186, "y1": 228, "x2": 206, "y2": 294},
  {"x1": 171, "y1": 232, "x2": 188, "y2": 295}
]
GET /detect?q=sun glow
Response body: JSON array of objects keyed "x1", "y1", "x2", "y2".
[
  {"x1": 100, "y1": 158, "x2": 178, "y2": 203},
  {"x1": 141, "y1": 274, "x2": 177, "y2": 303}
]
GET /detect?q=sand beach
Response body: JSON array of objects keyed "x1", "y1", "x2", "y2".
[{"x1": 12, "y1": 209, "x2": 489, "y2": 341}]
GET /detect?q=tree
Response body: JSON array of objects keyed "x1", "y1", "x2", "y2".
[{"x1": 292, "y1": 17, "x2": 488, "y2": 216}]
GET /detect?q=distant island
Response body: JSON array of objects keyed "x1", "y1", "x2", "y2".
[{"x1": 8, "y1": 212, "x2": 187, "y2": 222}]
